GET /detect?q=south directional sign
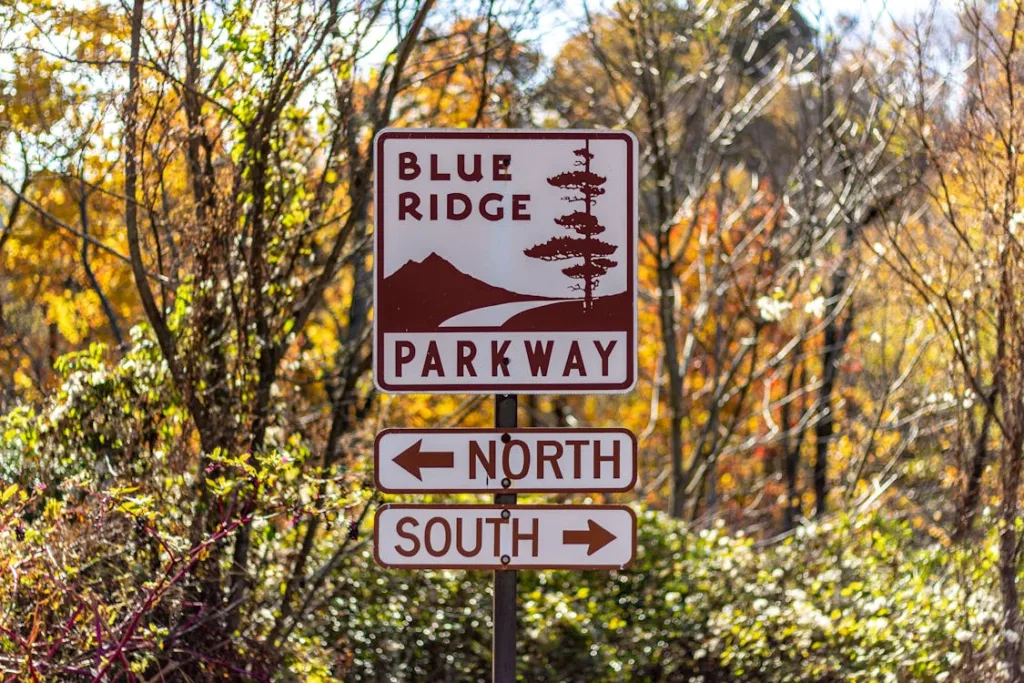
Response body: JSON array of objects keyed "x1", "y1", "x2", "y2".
[
  {"x1": 373, "y1": 129, "x2": 638, "y2": 394},
  {"x1": 374, "y1": 504, "x2": 636, "y2": 570},
  {"x1": 374, "y1": 428, "x2": 637, "y2": 494}
]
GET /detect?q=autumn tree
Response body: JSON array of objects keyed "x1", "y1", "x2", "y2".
[
  {"x1": 542, "y1": 0, "x2": 915, "y2": 527},
  {"x1": 0, "y1": 0, "x2": 544, "y2": 677},
  {"x1": 4, "y1": 0, "x2": 1020, "y2": 679},
  {"x1": 772, "y1": 28, "x2": 921, "y2": 523},
  {"x1": 543, "y1": 0, "x2": 824, "y2": 519},
  {"x1": 879, "y1": 2, "x2": 1024, "y2": 678},
  {"x1": 524, "y1": 140, "x2": 618, "y2": 309},
  {"x1": 395, "y1": 12, "x2": 543, "y2": 128},
  {"x1": 0, "y1": 2, "x2": 136, "y2": 409}
]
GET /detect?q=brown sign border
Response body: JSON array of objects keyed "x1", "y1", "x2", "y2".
[
  {"x1": 374, "y1": 428, "x2": 638, "y2": 494},
  {"x1": 373, "y1": 503, "x2": 637, "y2": 571},
  {"x1": 372, "y1": 129, "x2": 638, "y2": 394}
]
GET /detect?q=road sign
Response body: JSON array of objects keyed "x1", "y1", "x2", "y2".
[
  {"x1": 374, "y1": 504, "x2": 636, "y2": 570},
  {"x1": 373, "y1": 129, "x2": 638, "y2": 394},
  {"x1": 374, "y1": 428, "x2": 637, "y2": 493}
]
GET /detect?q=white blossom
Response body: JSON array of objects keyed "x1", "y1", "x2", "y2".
[
  {"x1": 804, "y1": 296, "x2": 826, "y2": 319},
  {"x1": 757, "y1": 296, "x2": 793, "y2": 322}
]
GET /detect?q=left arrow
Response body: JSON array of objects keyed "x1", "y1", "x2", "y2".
[{"x1": 392, "y1": 439, "x2": 455, "y2": 481}]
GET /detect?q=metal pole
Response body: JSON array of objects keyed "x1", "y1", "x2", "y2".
[{"x1": 493, "y1": 394, "x2": 517, "y2": 683}]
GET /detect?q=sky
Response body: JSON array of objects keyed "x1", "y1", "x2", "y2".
[
  {"x1": 534, "y1": 0, "x2": 954, "y2": 59},
  {"x1": 807, "y1": 0, "x2": 948, "y2": 23}
]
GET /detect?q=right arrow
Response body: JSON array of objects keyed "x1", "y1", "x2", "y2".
[
  {"x1": 562, "y1": 519, "x2": 617, "y2": 555},
  {"x1": 392, "y1": 439, "x2": 455, "y2": 481}
]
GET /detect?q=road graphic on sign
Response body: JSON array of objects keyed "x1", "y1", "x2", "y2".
[{"x1": 439, "y1": 299, "x2": 578, "y2": 328}]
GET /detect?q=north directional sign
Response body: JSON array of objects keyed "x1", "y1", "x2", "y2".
[
  {"x1": 374, "y1": 428, "x2": 637, "y2": 494},
  {"x1": 374, "y1": 504, "x2": 636, "y2": 570},
  {"x1": 373, "y1": 129, "x2": 638, "y2": 394}
]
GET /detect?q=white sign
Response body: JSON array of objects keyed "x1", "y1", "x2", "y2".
[
  {"x1": 373, "y1": 129, "x2": 638, "y2": 394},
  {"x1": 374, "y1": 504, "x2": 636, "y2": 570},
  {"x1": 374, "y1": 428, "x2": 637, "y2": 493}
]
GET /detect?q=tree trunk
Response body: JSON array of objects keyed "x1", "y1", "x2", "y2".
[
  {"x1": 813, "y1": 323, "x2": 837, "y2": 519},
  {"x1": 999, "y1": 419, "x2": 1024, "y2": 683},
  {"x1": 814, "y1": 273, "x2": 854, "y2": 519},
  {"x1": 781, "y1": 350, "x2": 805, "y2": 531},
  {"x1": 955, "y1": 398, "x2": 995, "y2": 541},
  {"x1": 658, "y1": 261, "x2": 685, "y2": 518}
]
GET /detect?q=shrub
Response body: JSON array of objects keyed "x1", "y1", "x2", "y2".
[{"x1": 315, "y1": 510, "x2": 998, "y2": 682}]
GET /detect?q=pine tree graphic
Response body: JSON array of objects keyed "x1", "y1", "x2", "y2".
[{"x1": 524, "y1": 139, "x2": 618, "y2": 311}]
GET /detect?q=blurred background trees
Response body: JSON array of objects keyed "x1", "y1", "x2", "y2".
[{"x1": 2, "y1": 0, "x2": 1024, "y2": 680}]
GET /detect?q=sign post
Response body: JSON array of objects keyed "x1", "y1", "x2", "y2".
[
  {"x1": 372, "y1": 129, "x2": 639, "y2": 683},
  {"x1": 493, "y1": 395, "x2": 517, "y2": 683}
]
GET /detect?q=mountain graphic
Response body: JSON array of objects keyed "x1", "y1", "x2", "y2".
[
  {"x1": 378, "y1": 253, "x2": 548, "y2": 332},
  {"x1": 377, "y1": 252, "x2": 632, "y2": 332}
]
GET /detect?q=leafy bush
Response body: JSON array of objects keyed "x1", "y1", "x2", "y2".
[
  {"x1": 314, "y1": 510, "x2": 998, "y2": 682},
  {"x1": 0, "y1": 341, "x2": 1003, "y2": 681}
]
